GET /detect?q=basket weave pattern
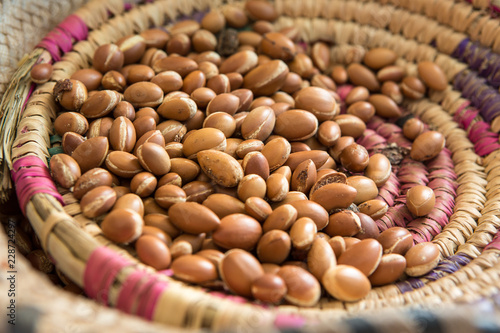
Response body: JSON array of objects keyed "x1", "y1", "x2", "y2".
[{"x1": 3, "y1": 0, "x2": 500, "y2": 331}]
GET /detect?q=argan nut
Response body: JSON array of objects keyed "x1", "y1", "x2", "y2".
[
  {"x1": 262, "y1": 204, "x2": 297, "y2": 232},
  {"x1": 266, "y1": 173, "x2": 289, "y2": 202},
  {"x1": 50, "y1": 154, "x2": 81, "y2": 188},
  {"x1": 347, "y1": 176, "x2": 378, "y2": 205},
  {"x1": 105, "y1": 151, "x2": 142, "y2": 178},
  {"x1": 417, "y1": 61, "x2": 448, "y2": 91},
  {"x1": 219, "y1": 249, "x2": 264, "y2": 297},
  {"x1": 155, "y1": 184, "x2": 187, "y2": 209},
  {"x1": 203, "y1": 193, "x2": 246, "y2": 218},
  {"x1": 242, "y1": 151, "x2": 269, "y2": 180},
  {"x1": 109, "y1": 116, "x2": 136, "y2": 152},
  {"x1": 241, "y1": 106, "x2": 276, "y2": 141},
  {"x1": 261, "y1": 137, "x2": 291, "y2": 171},
  {"x1": 308, "y1": 236, "x2": 336, "y2": 281},
  {"x1": 369, "y1": 253, "x2": 406, "y2": 286},
  {"x1": 331, "y1": 66, "x2": 348, "y2": 85},
  {"x1": 378, "y1": 227, "x2": 414, "y2": 255},
  {"x1": 237, "y1": 174, "x2": 266, "y2": 202},
  {"x1": 333, "y1": 114, "x2": 366, "y2": 139},
  {"x1": 157, "y1": 97, "x2": 197, "y2": 121},
  {"x1": 289, "y1": 200, "x2": 329, "y2": 231},
  {"x1": 101, "y1": 208, "x2": 143, "y2": 244},
  {"x1": 31, "y1": 63, "x2": 53, "y2": 84},
  {"x1": 80, "y1": 90, "x2": 120, "y2": 119},
  {"x1": 347, "y1": 63, "x2": 380, "y2": 92},
  {"x1": 223, "y1": 6, "x2": 249, "y2": 28},
  {"x1": 376, "y1": 65, "x2": 405, "y2": 82},
  {"x1": 251, "y1": 273, "x2": 287, "y2": 304},
  {"x1": 172, "y1": 255, "x2": 218, "y2": 283},
  {"x1": 274, "y1": 110, "x2": 318, "y2": 141},
  {"x1": 102, "y1": 71, "x2": 126, "y2": 92},
  {"x1": 93, "y1": 44, "x2": 124, "y2": 73},
  {"x1": 260, "y1": 32, "x2": 296, "y2": 61},
  {"x1": 151, "y1": 71, "x2": 183, "y2": 93},
  {"x1": 257, "y1": 230, "x2": 291, "y2": 264},
  {"x1": 72, "y1": 136, "x2": 109, "y2": 173},
  {"x1": 354, "y1": 213, "x2": 380, "y2": 240},
  {"x1": 62, "y1": 132, "x2": 85, "y2": 155},
  {"x1": 294, "y1": 87, "x2": 338, "y2": 122},
  {"x1": 168, "y1": 202, "x2": 220, "y2": 234},
  {"x1": 324, "y1": 210, "x2": 361, "y2": 237},
  {"x1": 289, "y1": 217, "x2": 317, "y2": 250},
  {"x1": 124, "y1": 82, "x2": 164, "y2": 108},
  {"x1": 381, "y1": 81, "x2": 403, "y2": 104},
  {"x1": 338, "y1": 239, "x2": 382, "y2": 276},
  {"x1": 284, "y1": 150, "x2": 330, "y2": 171},
  {"x1": 410, "y1": 131, "x2": 445, "y2": 161},
  {"x1": 117, "y1": 34, "x2": 147, "y2": 64},
  {"x1": 401, "y1": 76, "x2": 426, "y2": 100},
  {"x1": 80, "y1": 186, "x2": 117, "y2": 218},
  {"x1": 328, "y1": 236, "x2": 346, "y2": 259},
  {"x1": 135, "y1": 142, "x2": 171, "y2": 176},
  {"x1": 73, "y1": 168, "x2": 112, "y2": 199},
  {"x1": 245, "y1": 196, "x2": 273, "y2": 222},
  {"x1": 70, "y1": 68, "x2": 103, "y2": 91},
  {"x1": 213, "y1": 214, "x2": 262, "y2": 250},
  {"x1": 183, "y1": 128, "x2": 226, "y2": 160},
  {"x1": 406, "y1": 185, "x2": 436, "y2": 216},
  {"x1": 339, "y1": 143, "x2": 369, "y2": 173},
  {"x1": 291, "y1": 159, "x2": 316, "y2": 194},
  {"x1": 130, "y1": 172, "x2": 157, "y2": 197},
  {"x1": 183, "y1": 180, "x2": 214, "y2": 203},
  {"x1": 345, "y1": 86, "x2": 369, "y2": 105},
  {"x1": 153, "y1": 56, "x2": 199, "y2": 77},
  {"x1": 136, "y1": 235, "x2": 171, "y2": 270},
  {"x1": 346, "y1": 101, "x2": 375, "y2": 123},
  {"x1": 277, "y1": 265, "x2": 321, "y2": 307},
  {"x1": 403, "y1": 118, "x2": 425, "y2": 141},
  {"x1": 197, "y1": 150, "x2": 243, "y2": 187},
  {"x1": 170, "y1": 158, "x2": 200, "y2": 184},
  {"x1": 405, "y1": 242, "x2": 440, "y2": 277},
  {"x1": 363, "y1": 48, "x2": 397, "y2": 70},
  {"x1": 310, "y1": 183, "x2": 357, "y2": 212},
  {"x1": 322, "y1": 265, "x2": 371, "y2": 301},
  {"x1": 368, "y1": 94, "x2": 402, "y2": 118},
  {"x1": 365, "y1": 153, "x2": 392, "y2": 187},
  {"x1": 243, "y1": 59, "x2": 289, "y2": 96},
  {"x1": 358, "y1": 199, "x2": 389, "y2": 220},
  {"x1": 54, "y1": 79, "x2": 88, "y2": 111},
  {"x1": 201, "y1": 10, "x2": 226, "y2": 33},
  {"x1": 113, "y1": 193, "x2": 144, "y2": 216}
]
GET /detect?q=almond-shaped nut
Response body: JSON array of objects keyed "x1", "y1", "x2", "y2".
[
  {"x1": 130, "y1": 172, "x2": 157, "y2": 197},
  {"x1": 206, "y1": 93, "x2": 240, "y2": 116},
  {"x1": 309, "y1": 171, "x2": 347, "y2": 198},
  {"x1": 347, "y1": 63, "x2": 380, "y2": 92},
  {"x1": 294, "y1": 87, "x2": 338, "y2": 121},
  {"x1": 365, "y1": 153, "x2": 392, "y2": 187},
  {"x1": 136, "y1": 235, "x2": 171, "y2": 270},
  {"x1": 213, "y1": 213, "x2": 262, "y2": 250},
  {"x1": 257, "y1": 230, "x2": 291, "y2": 264},
  {"x1": 113, "y1": 193, "x2": 145, "y2": 216},
  {"x1": 170, "y1": 158, "x2": 200, "y2": 184},
  {"x1": 261, "y1": 137, "x2": 291, "y2": 171},
  {"x1": 80, "y1": 185, "x2": 117, "y2": 218},
  {"x1": 101, "y1": 208, "x2": 143, "y2": 243},
  {"x1": 324, "y1": 210, "x2": 361, "y2": 237},
  {"x1": 277, "y1": 265, "x2": 321, "y2": 307},
  {"x1": 54, "y1": 79, "x2": 88, "y2": 111},
  {"x1": 266, "y1": 173, "x2": 289, "y2": 202},
  {"x1": 73, "y1": 168, "x2": 113, "y2": 199},
  {"x1": 363, "y1": 48, "x2": 397, "y2": 70},
  {"x1": 308, "y1": 236, "x2": 336, "y2": 280},
  {"x1": 333, "y1": 114, "x2": 366, "y2": 139},
  {"x1": 237, "y1": 174, "x2": 267, "y2": 201},
  {"x1": 243, "y1": 59, "x2": 289, "y2": 96},
  {"x1": 378, "y1": 227, "x2": 414, "y2": 255},
  {"x1": 317, "y1": 120, "x2": 341, "y2": 147},
  {"x1": 219, "y1": 249, "x2": 264, "y2": 297},
  {"x1": 72, "y1": 136, "x2": 109, "y2": 173},
  {"x1": 245, "y1": 196, "x2": 272, "y2": 222},
  {"x1": 417, "y1": 61, "x2": 448, "y2": 91},
  {"x1": 135, "y1": 142, "x2": 171, "y2": 176},
  {"x1": 172, "y1": 255, "x2": 218, "y2": 284},
  {"x1": 368, "y1": 94, "x2": 401, "y2": 118},
  {"x1": 168, "y1": 202, "x2": 220, "y2": 234},
  {"x1": 151, "y1": 71, "x2": 183, "y2": 93},
  {"x1": 358, "y1": 199, "x2": 389, "y2": 220},
  {"x1": 242, "y1": 151, "x2": 269, "y2": 180},
  {"x1": 154, "y1": 184, "x2": 187, "y2": 209},
  {"x1": 338, "y1": 238, "x2": 383, "y2": 276},
  {"x1": 197, "y1": 150, "x2": 243, "y2": 187},
  {"x1": 262, "y1": 204, "x2": 297, "y2": 232},
  {"x1": 310, "y1": 183, "x2": 357, "y2": 212},
  {"x1": 202, "y1": 193, "x2": 246, "y2": 218},
  {"x1": 50, "y1": 154, "x2": 81, "y2": 188},
  {"x1": 368, "y1": 253, "x2": 406, "y2": 286},
  {"x1": 291, "y1": 159, "x2": 317, "y2": 194},
  {"x1": 322, "y1": 265, "x2": 371, "y2": 301},
  {"x1": 220, "y1": 50, "x2": 259, "y2": 74},
  {"x1": 410, "y1": 131, "x2": 445, "y2": 162},
  {"x1": 289, "y1": 217, "x2": 317, "y2": 250},
  {"x1": 109, "y1": 116, "x2": 136, "y2": 152},
  {"x1": 284, "y1": 150, "x2": 330, "y2": 171},
  {"x1": 274, "y1": 110, "x2": 318, "y2": 141},
  {"x1": 376, "y1": 65, "x2": 405, "y2": 82},
  {"x1": 405, "y1": 242, "x2": 440, "y2": 277},
  {"x1": 71, "y1": 68, "x2": 103, "y2": 91},
  {"x1": 153, "y1": 56, "x2": 199, "y2": 77},
  {"x1": 241, "y1": 106, "x2": 276, "y2": 141},
  {"x1": 124, "y1": 82, "x2": 164, "y2": 108},
  {"x1": 54, "y1": 112, "x2": 89, "y2": 136},
  {"x1": 182, "y1": 128, "x2": 227, "y2": 159},
  {"x1": 79, "y1": 90, "x2": 120, "y2": 119},
  {"x1": 105, "y1": 151, "x2": 143, "y2": 178},
  {"x1": 62, "y1": 132, "x2": 85, "y2": 155},
  {"x1": 289, "y1": 200, "x2": 329, "y2": 231},
  {"x1": 157, "y1": 97, "x2": 197, "y2": 121},
  {"x1": 347, "y1": 175, "x2": 378, "y2": 205},
  {"x1": 260, "y1": 32, "x2": 296, "y2": 61}
]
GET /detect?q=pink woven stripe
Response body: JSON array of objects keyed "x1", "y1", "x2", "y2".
[
  {"x1": 484, "y1": 231, "x2": 500, "y2": 251},
  {"x1": 142, "y1": 280, "x2": 167, "y2": 320},
  {"x1": 116, "y1": 269, "x2": 147, "y2": 314},
  {"x1": 84, "y1": 246, "x2": 132, "y2": 304},
  {"x1": 36, "y1": 14, "x2": 88, "y2": 62},
  {"x1": 274, "y1": 313, "x2": 306, "y2": 329},
  {"x1": 10, "y1": 156, "x2": 64, "y2": 214}
]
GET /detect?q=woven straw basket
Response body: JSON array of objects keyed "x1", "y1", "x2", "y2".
[{"x1": 3, "y1": 0, "x2": 500, "y2": 331}]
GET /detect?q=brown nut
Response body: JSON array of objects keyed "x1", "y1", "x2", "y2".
[
  {"x1": 324, "y1": 210, "x2": 361, "y2": 237},
  {"x1": 291, "y1": 159, "x2": 317, "y2": 194},
  {"x1": 381, "y1": 81, "x2": 403, "y2": 105},
  {"x1": 261, "y1": 137, "x2": 291, "y2": 171},
  {"x1": 322, "y1": 265, "x2": 371, "y2": 301},
  {"x1": 72, "y1": 136, "x2": 109, "y2": 173},
  {"x1": 403, "y1": 118, "x2": 425, "y2": 141},
  {"x1": 245, "y1": 0, "x2": 278, "y2": 21},
  {"x1": 410, "y1": 131, "x2": 445, "y2": 161},
  {"x1": 365, "y1": 153, "x2": 392, "y2": 187},
  {"x1": 294, "y1": 87, "x2": 338, "y2": 122},
  {"x1": 31, "y1": 63, "x2": 53, "y2": 84},
  {"x1": 197, "y1": 150, "x2": 243, "y2": 187},
  {"x1": 242, "y1": 151, "x2": 269, "y2": 180},
  {"x1": 154, "y1": 184, "x2": 187, "y2": 209},
  {"x1": 237, "y1": 174, "x2": 267, "y2": 202},
  {"x1": 135, "y1": 235, "x2": 171, "y2": 270},
  {"x1": 406, "y1": 185, "x2": 436, "y2": 216},
  {"x1": 182, "y1": 128, "x2": 226, "y2": 160},
  {"x1": 417, "y1": 61, "x2": 448, "y2": 91},
  {"x1": 369, "y1": 253, "x2": 406, "y2": 286},
  {"x1": 266, "y1": 173, "x2": 289, "y2": 202},
  {"x1": 49, "y1": 154, "x2": 81, "y2": 189},
  {"x1": 88, "y1": 117, "x2": 113, "y2": 139},
  {"x1": 157, "y1": 97, "x2": 197, "y2": 121},
  {"x1": 203, "y1": 193, "x2": 246, "y2": 218},
  {"x1": 241, "y1": 106, "x2": 276, "y2": 141},
  {"x1": 116, "y1": 35, "x2": 147, "y2": 65},
  {"x1": 136, "y1": 142, "x2": 171, "y2": 176},
  {"x1": 245, "y1": 196, "x2": 273, "y2": 222},
  {"x1": 201, "y1": 10, "x2": 226, "y2": 33},
  {"x1": 260, "y1": 32, "x2": 296, "y2": 61},
  {"x1": 172, "y1": 255, "x2": 218, "y2": 284},
  {"x1": 289, "y1": 217, "x2": 317, "y2": 250},
  {"x1": 354, "y1": 213, "x2": 380, "y2": 240},
  {"x1": 151, "y1": 71, "x2": 183, "y2": 93},
  {"x1": 376, "y1": 65, "x2": 405, "y2": 82},
  {"x1": 54, "y1": 112, "x2": 89, "y2": 136},
  {"x1": 329, "y1": 136, "x2": 355, "y2": 162},
  {"x1": 284, "y1": 150, "x2": 330, "y2": 171},
  {"x1": 405, "y1": 242, "x2": 440, "y2": 277},
  {"x1": 53, "y1": 79, "x2": 88, "y2": 111},
  {"x1": 183, "y1": 180, "x2": 214, "y2": 203},
  {"x1": 80, "y1": 90, "x2": 120, "y2": 119},
  {"x1": 345, "y1": 86, "x2": 369, "y2": 105},
  {"x1": 62, "y1": 132, "x2": 85, "y2": 155},
  {"x1": 358, "y1": 199, "x2": 389, "y2": 220},
  {"x1": 310, "y1": 183, "x2": 357, "y2": 212},
  {"x1": 219, "y1": 249, "x2": 264, "y2": 297},
  {"x1": 105, "y1": 151, "x2": 143, "y2": 178},
  {"x1": 170, "y1": 158, "x2": 200, "y2": 184},
  {"x1": 168, "y1": 202, "x2": 220, "y2": 234},
  {"x1": 262, "y1": 204, "x2": 297, "y2": 232},
  {"x1": 243, "y1": 59, "x2": 289, "y2": 96},
  {"x1": 277, "y1": 265, "x2": 321, "y2": 307},
  {"x1": 347, "y1": 176, "x2": 378, "y2": 205},
  {"x1": 109, "y1": 116, "x2": 136, "y2": 152},
  {"x1": 346, "y1": 101, "x2": 375, "y2": 123},
  {"x1": 339, "y1": 143, "x2": 369, "y2": 173},
  {"x1": 308, "y1": 236, "x2": 336, "y2": 280},
  {"x1": 337, "y1": 238, "x2": 382, "y2": 276},
  {"x1": 401, "y1": 76, "x2": 426, "y2": 100},
  {"x1": 251, "y1": 273, "x2": 287, "y2": 304},
  {"x1": 73, "y1": 168, "x2": 112, "y2": 199},
  {"x1": 331, "y1": 66, "x2": 348, "y2": 85},
  {"x1": 347, "y1": 63, "x2": 380, "y2": 92},
  {"x1": 213, "y1": 214, "x2": 262, "y2": 250},
  {"x1": 93, "y1": 44, "x2": 124, "y2": 73},
  {"x1": 130, "y1": 172, "x2": 157, "y2": 197},
  {"x1": 257, "y1": 230, "x2": 291, "y2": 264},
  {"x1": 378, "y1": 227, "x2": 414, "y2": 255},
  {"x1": 220, "y1": 50, "x2": 259, "y2": 75},
  {"x1": 274, "y1": 110, "x2": 318, "y2": 141},
  {"x1": 317, "y1": 121, "x2": 341, "y2": 147},
  {"x1": 206, "y1": 93, "x2": 240, "y2": 116},
  {"x1": 289, "y1": 200, "x2": 329, "y2": 231},
  {"x1": 153, "y1": 56, "x2": 199, "y2": 77},
  {"x1": 363, "y1": 48, "x2": 397, "y2": 70},
  {"x1": 124, "y1": 82, "x2": 164, "y2": 108},
  {"x1": 113, "y1": 193, "x2": 144, "y2": 216},
  {"x1": 333, "y1": 114, "x2": 366, "y2": 139},
  {"x1": 80, "y1": 185, "x2": 117, "y2": 218},
  {"x1": 101, "y1": 208, "x2": 143, "y2": 243},
  {"x1": 71, "y1": 68, "x2": 103, "y2": 91}
]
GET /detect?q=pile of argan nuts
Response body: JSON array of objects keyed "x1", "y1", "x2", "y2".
[{"x1": 36, "y1": 0, "x2": 449, "y2": 306}]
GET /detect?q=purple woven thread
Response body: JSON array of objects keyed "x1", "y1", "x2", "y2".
[{"x1": 36, "y1": 14, "x2": 88, "y2": 62}]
